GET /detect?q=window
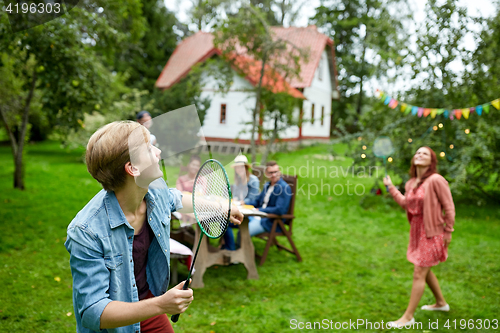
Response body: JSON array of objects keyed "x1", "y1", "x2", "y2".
[
  {"x1": 220, "y1": 104, "x2": 226, "y2": 124},
  {"x1": 321, "y1": 106, "x2": 325, "y2": 125},
  {"x1": 311, "y1": 104, "x2": 315, "y2": 124}
]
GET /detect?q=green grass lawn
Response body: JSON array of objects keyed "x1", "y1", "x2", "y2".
[{"x1": 0, "y1": 141, "x2": 499, "y2": 332}]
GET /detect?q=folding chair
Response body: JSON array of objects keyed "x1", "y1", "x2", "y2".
[{"x1": 255, "y1": 174, "x2": 302, "y2": 266}]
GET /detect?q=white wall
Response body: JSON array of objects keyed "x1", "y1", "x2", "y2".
[
  {"x1": 201, "y1": 72, "x2": 256, "y2": 140},
  {"x1": 200, "y1": 49, "x2": 333, "y2": 141},
  {"x1": 301, "y1": 49, "x2": 332, "y2": 138},
  {"x1": 201, "y1": 70, "x2": 299, "y2": 140}
]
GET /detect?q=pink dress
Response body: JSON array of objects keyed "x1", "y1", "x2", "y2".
[{"x1": 406, "y1": 185, "x2": 448, "y2": 267}]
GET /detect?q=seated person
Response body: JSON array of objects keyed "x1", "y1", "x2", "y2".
[
  {"x1": 174, "y1": 155, "x2": 203, "y2": 227},
  {"x1": 222, "y1": 155, "x2": 260, "y2": 250},
  {"x1": 176, "y1": 155, "x2": 201, "y2": 193},
  {"x1": 246, "y1": 160, "x2": 291, "y2": 237}
]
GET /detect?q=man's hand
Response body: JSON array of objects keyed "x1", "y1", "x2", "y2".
[
  {"x1": 156, "y1": 281, "x2": 193, "y2": 315},
  {"x1": 229, "y1": 205, "x2": 244, "y2": 225}
]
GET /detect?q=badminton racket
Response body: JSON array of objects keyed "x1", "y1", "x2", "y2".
[{"x1": 171, "y1": 159, "x2": 232, "y2": 323}]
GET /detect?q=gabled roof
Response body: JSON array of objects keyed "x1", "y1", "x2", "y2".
[
  {"x1": 156, "y1": 26, "x2": 337, "y2": 98},
  {"x1": 156, "y1": 32, "x2": 218, "y2": 91},
  {"x1": 272, "y1": 26, "x2": 335, "y2": 88}
]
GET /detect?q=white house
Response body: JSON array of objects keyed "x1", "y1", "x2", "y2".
[{"x1": 156, "y1": 26, "x2": 339, "y2": 148}]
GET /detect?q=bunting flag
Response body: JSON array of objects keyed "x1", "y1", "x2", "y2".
[
  {"x1": 375, "y1": 89, "x2": 500, "y2": 120},
  {"x1": 400, "y1": 103, "x2": 407, "y2": 113},
  {"x1": 493, "y1": 99, "x2": 500, "y2": 110}
]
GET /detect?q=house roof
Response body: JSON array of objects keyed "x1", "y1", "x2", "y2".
[
  {"x1": 271, "y1": 26, "x2": 335, "y2": 88},
  {"x1": 155, "y1": 26, "x2": 337, "y2": 98}
]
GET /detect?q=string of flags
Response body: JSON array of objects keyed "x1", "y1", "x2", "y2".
[{"x1": 375, "y1": 90, "x2": 500, "y2": 120}]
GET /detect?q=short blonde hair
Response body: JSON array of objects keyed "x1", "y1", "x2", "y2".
[{"x1": 86, "y1": 121, "x2": 148, "y2": 192}]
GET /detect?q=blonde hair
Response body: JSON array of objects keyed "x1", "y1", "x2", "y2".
[
  {"x1": 86, "y1": 121, "x2": 149, "y2": 192},
  {"x1": 234, "y1": 165, "x2": 251, "y2": 184}
]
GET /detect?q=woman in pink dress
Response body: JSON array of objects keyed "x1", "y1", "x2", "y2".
[{"x1": 383, "y1": 146, "x2": 455, "y2": 328}]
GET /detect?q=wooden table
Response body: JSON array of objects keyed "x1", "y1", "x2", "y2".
[{"x1": 190, "y1": 210, "x2": 265, "y2": 288}]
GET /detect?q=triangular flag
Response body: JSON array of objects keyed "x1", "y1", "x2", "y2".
[
  {"x1": 436, "y1": 109, "x2": 445, "y2": 115},
  {"x1": 405, "y1": 104, "x2": 412, "y2": 114},
  {"x1": 384, "y1": 96, "x2": 391, "y2": 105},
  {"x1": 443, "y1": 110, "x2": 449, "y2": 118},
  {"x1": 389, "y1": 99, "x2": 399, "y2": 109},
  {"x1": 476, "y1": 105, "x2": 483, "y2": 116},
  {"x1": 492, "y1": 99, "x2": 500, "y2": 110},
  {"x1": 462, "y1": 108, "x2": 470, "y2": 119},
  {"x1": 455, "y1": 109, "x2": 462, "y2": 120},
  {"x1": 380, "y1": 93, "x2": 387, "y2": 101},
  {"x1": 418, "y1": 107, "x2": 424, "y2": 117},
  {"x1": 423, "y1": 108, "x2": 431, "y2": 117},
  {"x1": 411, "y1": 106, "x2": 418, "y2": 115},
  {"x1": 483, "y1": 104, "x2": 490, "y2": 114},
  {"x1": 401, "y1": 103, "x2": 407, "y2": 113},
  {"x1": 431, "y1": 109, "x2": 438, "y2": 118}
]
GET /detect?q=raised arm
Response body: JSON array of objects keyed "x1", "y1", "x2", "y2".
[
  {"x1": 177, "y1": 188, "x2": 243, "y2": 225},
  {"x1": 384, "y1": 176, "x2": 408, "y2": 210}
]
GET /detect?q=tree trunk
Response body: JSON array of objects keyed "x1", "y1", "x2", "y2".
[
  {"x1": 356, "y1": 45, "x2": 367, "y2": 116},
  {"x1": 6, "y1": 69, "x2": 37, "y2": 190},
  {"x1": 250, "y1": 50, "x2": 267, "y2": 164},
  {"x1": 356, "y1": 29, "x2": 369, "y2": 116},
  {"x1": 261, "y1": 113, "x2": 278, "y2": 165}
]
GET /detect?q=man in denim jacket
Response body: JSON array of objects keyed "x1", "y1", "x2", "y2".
[
  {"x1": 65, "y1": 121, "x2": 242, "y2": 333},
  {"x1": 246, "y1": 161, "x2": 292, "y2": 236}
]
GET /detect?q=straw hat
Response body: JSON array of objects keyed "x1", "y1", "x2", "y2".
[{"x1": 231, "y1": 155, "x2": 250, "y2": 167}]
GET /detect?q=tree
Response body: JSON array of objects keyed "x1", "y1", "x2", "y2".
[
  {"x1": 259, "y1": 90, "x2": 300, "y2": 164},
  {"x1": 311, "y1": 0, "x2": 410, "y2": 132},
  {"x1": 114, "y1": 0, "x2": 181, "y2": 91},
  {"x1": 0, "y1": 1, "x2": 146, "y2": 189},
  {"x1": 213, "y1": 5, "x2": 306, "y2": 163},
  {"x1": 334, "y1": 0, "x2": 500, "y2": 203}
]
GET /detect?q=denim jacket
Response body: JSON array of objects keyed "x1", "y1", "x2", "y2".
[
  {"x1": 231, "y1": 174, "x2": 260, "y2": 204},
  {"x1": 246, "y1": 178, "x2": 291, "y2": 232},
  {"x1": 64, "y1": 178, "x2": 182, "y2": 333}
]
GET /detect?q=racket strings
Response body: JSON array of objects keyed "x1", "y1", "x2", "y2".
[
  {"x1": 193, "y1": 162, "x2": 230, "y2": 238},
  {"x1": 373, "y1": 137, "x2": 395, "y2": 157}
]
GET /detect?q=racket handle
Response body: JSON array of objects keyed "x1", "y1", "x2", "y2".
[
  {"x1": 170, "y1": 278, "x2": 191, "y2": 323},
  {"x1": 171, "y1": 313, "x2": 181, "y2": 323}
]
